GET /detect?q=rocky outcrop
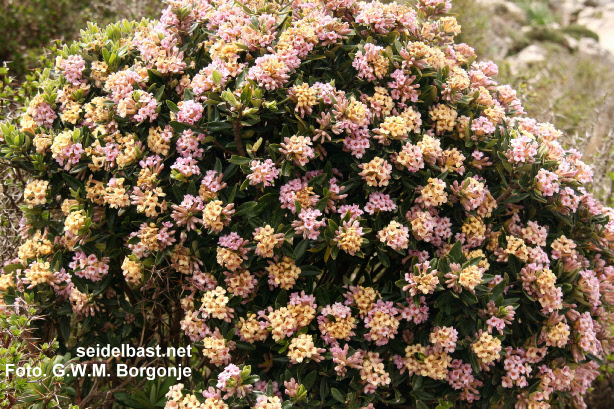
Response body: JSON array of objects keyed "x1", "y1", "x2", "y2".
[{"x1": 578, "y1": 3, "x2": 614, "y2": 55}]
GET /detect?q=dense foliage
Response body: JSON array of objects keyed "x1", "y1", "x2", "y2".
[
  {"x1": 1, "y1": 0, "x2": 613, "y2": 408},
  {"x1": 0, "y1": 294, "x2": 76, "y2": 408}
]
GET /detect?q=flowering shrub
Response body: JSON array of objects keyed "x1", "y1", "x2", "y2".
[{"x1": 0, "y1": 0, "x2": 613, "y2": 408}]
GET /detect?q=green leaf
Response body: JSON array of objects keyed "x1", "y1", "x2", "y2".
[
  {"x1": 293, "y1": 239, "x2": 310, "y2": 259},
  {"x1": 447, "y1": 241, "x2": 462, "y2": 262},
  {"x1": 299, "y1": 266, "x2": 321, "y2": 276},
  {"x1": 61, "y1": 173, "x2": 83, "y2": 191},
  {"x1": 415, "y1": 401, "x2": 429, "y2": 409},
  {"x1": 60, "y1": 315, "x2": 71, "y2": 341},
  {"x1": 330, "y1": 388, "x2": 345, "y2": 403},
  {"x1": 235, "y1": 201, "x2": 258, "y2": 216},
  {"x1": 281, "y1": 160, "x2": 293, "y2": 177},
  {"x1": 377, "y1": 248, "x2": 391, "y2": 268},
  {"x1": 166, "y1": 100, "x2": 179, "y2": 113},
  {"x1": 501, "y1": 192, "x2": 529, "y2": 204},
  {"x1": 229, "y1": 155, "x2": 252, "y2": 165},
  {"x1": 2, "y1": 263, "x2": 22, "y2": 273},
  {"x1": 169, "y1": 121, "x2": 202, "y2": 134},
  {"x1": 302, "y1": 370, "x2": 317, "y2": 390}
]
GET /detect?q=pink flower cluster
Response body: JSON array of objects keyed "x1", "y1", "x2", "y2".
[
  {"x1": 364, "y1": 192, "x2": 396, "y2": 215},
  {"x1": 248, "y1": 159, "x2": 280, "y2": 187},
  {"x1": 56, "y1": 55, "x2": 86, "y2": 86},
  {"x1": 292, "y1": 208, "x2": 326, "y2": 240},
  {"x1": 177, "y1": 100, "x2": 204, "y2": 125},
  {"x1": 69, "y1": 251, "x2": 110, "y2": 282}
]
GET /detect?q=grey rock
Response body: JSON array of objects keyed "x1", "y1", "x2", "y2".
[
  {"x1": 476, "y1": 0, "x2": 527, "y2": 23},
  {"x1": 578, "y1": 5, "x2": 614, "y2": 55},
  {"x1": 578, "y1": 37, "x2": 612, "y2": 58},
  {"x1": 506, "y1": 45, "x2": 547, "y2": 75}
]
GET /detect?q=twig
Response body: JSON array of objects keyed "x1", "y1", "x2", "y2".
[
  {"x1": 211, "y1": 138, "x2": 237, "y2": 156},
  {"x1": 233, "y1": 111, "x2": 247, "y2": 157}
]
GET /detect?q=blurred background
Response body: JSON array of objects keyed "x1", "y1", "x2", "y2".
[{"x1": 0, "y1": 0, "x2": 613, "y2": 406}]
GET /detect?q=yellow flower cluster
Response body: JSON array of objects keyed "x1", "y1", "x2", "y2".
[
  {"x1": 170, "y1": 244, "x2": 193, "y2": 275},
  {"x1": 203, "y1": 200, "x2": 234, "y2": 233},
  {"x1": 336, "y1": 222, "x2": 363, "y2": 256},
  {"x1": 166, "y1": 384, "x2": 215, "y2": 409},
  {"x1": 466, "y1": 249, "x2": 490, "y2": 270},
  {"x1": 147, "y1": 126, "x2": 171, "y2": 157},
  {"x1": 267, "y1": 303, "x2": 316, "y2": 342},
  {"x1": 60, "y1": 101, "x2": 82, "y2": 125},
  {"x1": 287, "y1": 334, "x2": 324, "y2": 364},
  {"x1": 121, "y1": 258, "x2": 142, "y2": 286},
  {"x1": 447, "y1": 66, "x2": 470, "y2": 90},
  {"x1": 84, "y1": 177, "x2": 105, "y2": 205},
  {"x1": 18, "y1": 231, "x2": 53, "y2": 264},
  {"x1": 133, "y1": 187, "x2": 167, "y2": 217},
  {"x1": 374, "y1": 115, "x2": 409, "y2": 143},
  {"x1": 371, "y1": 53, "x2": 389, "y2": 79},
  {"x1": 358, "y1": 156, "x2": 392, "y2": 187},
  {"x1": 24, "y1": 179, "x2": 49, "y2": 208},
  {"x1": 429, "y1": 103, "x2": 458, "y2": 134},
  {"x1": 202, "y1": 335, "x2": 232, "y2": 367},
  {"x1": 420, "y1": 178, "x2": 448, "y2": 207},
  {"x1": 405, "y1": 344, "x2": 451, "y2": 380},
  {"x1": 367, "y1": 86, "x2": 394, "y2": 118},
  {"x1": 203, "y1": 398, "x2": 229, "y2": 409},
  {"x1": 294, "y1": 185, "x2": 317, "y2": 210},
  {"x1": 551, "y1": 235, "x2": 577, "y2": 259},
  {"x1": 290, "y1": 83, "x2": 317, "y2": 117},
  {"x1": 200, "y1": 286, "x2": 233, "y2": 322},
  {"x1": 33, "y1": 133, "x2": 52, "y2": 153},
  {"x1": 139, "y1": 223, "x2": 160, "y2": 252},
  {"x1": 440, "y1": 148, "x2": 466, "y2": 174},
  {"x1": 345, "y1": 98, "x2": 369, "y2": 126},
  {"x1": 24, "y1": 261, "x2": 54, "y2": 287},
  {"x1": 254, "y1": 395, "x2": 283, "y2": 409},
  {"x1": 544, "y1": 322, "x2": 570, "y2": 348},
  {"x1": 50, "y1": 130, "x2": 74, "y2": 160},
  {"x1": 504, "y1": 236, "x2": 529, "y2": 262},
  {"x1": 413, "y1": 269, "x2": 440, "y2": 295},
  {"x1": 237, "y1": 313, "x2": 270, "y2": 343},
  {"x1": 417, "y1": 134, "x2": 443, "y2": 166},
  {"x1": 61, "y1": 199, "x2": 79, "y2": 215},
  {"x1": 225, "y1": 271, "x2": 256, "y2": 298},
  {"x1": 0, "y1": 273, "x2": 13, "y2": 291},
  {"x1": 69, "y1": 288, "x2": 98, "y2": 317},
  {"x1": 266, "y1": 256, "x2": 301, "y2": 290},
  {"x1": 366, "y1": 309, "x2": 400, "y2": 344},
  {"x1": 319, "y1": 312, "x2": 356, "y2": 341},
  {"x1": 458, "y1": 265, "x2": 484, "y2": 292},
  {"x1": 64, "y1": 209, "x2": 87, "y2": 236},
  {"x1": 535, "y1": 268, "x2": 557, "y2": 296},
  {"x1": 253, "y1": 225, "x2": 285, "y2": 258},
  {"x1": 471, "y1": 332, "x2": 502, "y2": 364},
  {"x1": 84, "y1": 96, "x2": 111, "y2": 123},
  {"x1": 216, "y1": 247, "x2": 243, "y2": 271},
  {"x1": 103, "y1": 178, "x2": 131, "y2": 209},
  {"x1": 359, "y1": 352, "x2": 391, "y2": 390},
  {"x1": 137, "y1": 168, "x2": 158, "y2": 190},
  {"x1": 352, "y1": 286, "x2": 379, "y2": 316},
  {"x1": 483, "y1": 104, "x2": 505, "y2": 124}
]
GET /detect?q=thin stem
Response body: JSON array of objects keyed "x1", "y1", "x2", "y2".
[
  {"x1": 233, "y1": 119, "x2": 246, "y2": 157},
  {"x1": 211, "y1": 138, "x2": 237, "y2": 156}
]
